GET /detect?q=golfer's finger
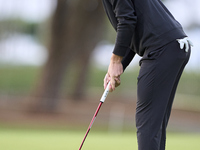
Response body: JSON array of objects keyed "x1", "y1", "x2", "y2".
[
  {"x1": 115, "y1": 77, "x2": 121, "y2": 87},
  {"x1": 110, "y1": 77, "x2": 116, "y2": 92}
]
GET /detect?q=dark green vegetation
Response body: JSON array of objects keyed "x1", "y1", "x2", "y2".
[{"x1": 0, "y1": 66, "x2": 199, "y2": 97}]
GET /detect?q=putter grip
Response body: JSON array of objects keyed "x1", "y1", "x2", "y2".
[{"x1": 100, "y1": 82, "x2": 110, "y2": 103}]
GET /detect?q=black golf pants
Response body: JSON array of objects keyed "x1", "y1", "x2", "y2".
[{"x1": 136, "y1": 40, "x2": 191, "y2": 150}]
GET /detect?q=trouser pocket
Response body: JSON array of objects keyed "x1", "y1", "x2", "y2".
[{"x1": 139, "y1": 46, "x2": 164, "y2": 66}]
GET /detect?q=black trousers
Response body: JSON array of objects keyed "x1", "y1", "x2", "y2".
[{"x1": 136, "y1": 40, "x2": 191, "y2": 150}]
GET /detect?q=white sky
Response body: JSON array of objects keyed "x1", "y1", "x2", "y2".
[
  {"x1": 0, "y1": 0, "x2": 56, "y2": 22},
  {"x1": 164, "y1": 0, "x2": 200, "y2": 28},
  {"x1": 0, "y1": 0, "x2": 199, "y2": 26}
]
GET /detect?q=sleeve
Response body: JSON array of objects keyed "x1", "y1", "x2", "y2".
[
  {"x1": 110, "y1": 0, "x2": 137, "y2": 57},
  {"x1": 121, "y1": 48, "x2": 135, "y2": 71}
]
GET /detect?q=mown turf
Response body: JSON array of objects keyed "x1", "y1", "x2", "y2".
[{"x1": 0, "y1": 127, "x2": 200, "y2": 150}]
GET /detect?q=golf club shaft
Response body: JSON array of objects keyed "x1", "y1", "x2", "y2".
[{"x1": 79, "y1": 82, "x2": 110, "y2": 150}]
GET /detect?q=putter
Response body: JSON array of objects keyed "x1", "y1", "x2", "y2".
[{"x1": 79, "y1": 82, "x2": 110, "y2": 150}]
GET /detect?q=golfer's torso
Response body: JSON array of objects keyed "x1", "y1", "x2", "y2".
[
  {"x1": 102, "y1": 0, "x2": 186, "y2": 56},
  {"x1": 131, "y1": 0, "x2": 186, "y2": 56}
]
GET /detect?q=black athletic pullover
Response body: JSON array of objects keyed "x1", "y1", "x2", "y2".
[{"x1": 102, "y1": 0, "x2": 187, "y2": 69}]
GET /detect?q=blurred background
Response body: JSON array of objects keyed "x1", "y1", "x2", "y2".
[{"x1": 0, "y1": 0, "x2": 199, "y2": 149}]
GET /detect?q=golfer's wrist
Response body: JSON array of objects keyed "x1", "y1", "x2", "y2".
[{"x1": 111, "y1": 53, "x2": 123, "y2": 63}]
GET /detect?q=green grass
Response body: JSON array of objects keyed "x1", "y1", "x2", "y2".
[{"x1": 0, "y1": 127, "x2": 200, "y2": 150}]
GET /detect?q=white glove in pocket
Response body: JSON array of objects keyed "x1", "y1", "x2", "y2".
[{"x1": 177, "y1": 37, "x2": 193, "y2": 52}]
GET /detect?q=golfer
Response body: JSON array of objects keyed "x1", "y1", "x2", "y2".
[{"x1": 102, "y1": 0, "x2": 193, "y2": 150}]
